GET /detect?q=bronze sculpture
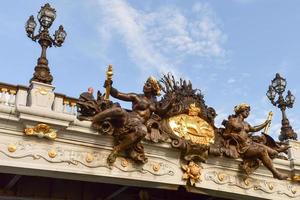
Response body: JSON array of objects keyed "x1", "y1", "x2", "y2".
[
  {"x1": 93, "y1": 76, "x2": 173, "y2": 164},
  {"x1": 87, "y1": 71, "x2": 217, "y2": 166},
  {"x1": 219, "y1": 103, "x2": 288, "y2": 180},
  {"x1": 77, "y1": 68, "x2": 290, "y2": 181}
]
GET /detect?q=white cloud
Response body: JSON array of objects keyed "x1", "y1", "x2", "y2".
[
  {"x1": 96, "y1": 0, "x2": 227, "y2": 77},
  {"x1": 227, "y1": 78, "x2": 236, "y2": 84}
]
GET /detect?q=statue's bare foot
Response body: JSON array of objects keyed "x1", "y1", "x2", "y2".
[{"x1": 274, "y1": 172, "x2": 288, "y2": 180}]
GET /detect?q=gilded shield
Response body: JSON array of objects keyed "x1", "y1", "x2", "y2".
[{"x1": 168, "y1": 104, "x2": 215, "y2": 145}]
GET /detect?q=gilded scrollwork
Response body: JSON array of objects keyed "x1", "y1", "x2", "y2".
[
  {"x1": 205, "y1": 171, "x2": 300, "y2": 198},
  {"x1": 24, "y1": 123, "x2": 57, "y2": 140}
]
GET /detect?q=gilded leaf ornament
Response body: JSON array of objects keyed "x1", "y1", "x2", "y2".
[{"x1": 24, "y1": 123, "x2": 57, "y2": 140}]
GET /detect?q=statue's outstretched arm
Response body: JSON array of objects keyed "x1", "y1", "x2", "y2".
[
  {"x1": 110, "y1": 87, "x2": 137, "y2": 102},
  {"x1": 249, "y1": 120, "x2": 270, "y2": 132}
]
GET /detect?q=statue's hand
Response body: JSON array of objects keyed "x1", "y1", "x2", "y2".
[
  {"x1": 262, "y1": 119, "x2": 271, "y2": 128},
  {"x1": 103, "y1": 80, "x2": 113, "y2": 88}
]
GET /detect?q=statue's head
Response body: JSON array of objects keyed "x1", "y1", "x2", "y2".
[
  {"x1": 234, "y1": 103, "x2": 250, "y2": 116},
  {"x1": 143, "y1": 76, "x2": 161, "y2": 96}
]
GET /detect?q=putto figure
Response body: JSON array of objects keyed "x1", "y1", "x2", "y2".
[
  {"x1": 93, "y1": 76, "x2": 173, "y2": 164},
  {"x1": 221, "y1": 103, "x2": 288, "y2": 180}
]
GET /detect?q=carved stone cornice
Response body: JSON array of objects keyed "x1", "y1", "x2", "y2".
[{"x1": 0, "y1": 140, "x2": 176, "y2": 177}]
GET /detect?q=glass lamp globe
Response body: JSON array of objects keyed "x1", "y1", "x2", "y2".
[
  {"x1": 286, "y1": 90, "x2": 295, "y2": 107},
  {"x1": 266, "y1": 85, "x2": 276, "y2": 101},
  {"x1": 54, "y1": 25, "x2": 67, "y2": 45},
  {"x1": 271, "y1": 73, "x2": 286, "y2": 93},
  {"x1": 37, "y1": 3, "x2": 56, "y2": 29},
  {"x1": 25, "y1": 15, "x2": 37, "y2": 35}
]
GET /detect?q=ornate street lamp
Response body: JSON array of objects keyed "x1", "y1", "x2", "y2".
[
  {"x1": 25, "y1": 3, "x2": 66, "y2": 84},
  {"x1": 266, "y1": 73, "x2": 297, "y2": 141}
]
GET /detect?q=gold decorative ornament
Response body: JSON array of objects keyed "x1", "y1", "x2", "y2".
[
  {"x1": 1, "y1": 88, "x2": 8, "y2": 92},
  {"x1": 24, "y1": 124, "x2": 57, "y2": 140},
  {"x1": 153, "y1": 163, "x2": 160, "y2": 172},
  {"x1": 292, "y1": 175, "x2": 300, "y2": 182},
  {"x1": 181, "y1": 161, "x2": 202, "y2": 186},
  {"x1": 86, "y1": 153, "x2": 94, "y2": 163},
  {"x1": 267, "y1": 183, "x2": 274, "y2": 190},
  {"x1": 9, "y1": 90, "x2": 16, "y2": 95},
  {"x1": 263, "y1": 111, "x2": 273, "y2": 134},
  {"x1": 218, "y1": 172, "x2": 225, "y2": 182},
  {"x1": 105, "y1": 64, "x2": 113, "y2": 101},
  {"x1": 121, "y1": 158, "x2": 129, "y2": 167},
  {"x1": 7, "y1": 144, "x2": 17, "y2": 153},
  {"x1": 243, "y1": 178, "x2": 251, "y2": 186},
  {"x1": 37, "y1": 87, "x2": 49, "y2": 95},
  {"x1": 48, "y1": 150, "x2": 57, "y2": 158},
  {"x1": 146, "y1": 76, "x2": 161, "y2": 96},
  {"x1": 168, "y1": 104, "x2": 214, "y2": 145},
  {"x1": 188, "y1": 103, "x2": 201, "y2": 116},
  {"x1": 291, "y1": 187, "x2": 297, "y2": 194},
  {"x1": 234, "y1": 103, "x2": 250, "y2": 113}
]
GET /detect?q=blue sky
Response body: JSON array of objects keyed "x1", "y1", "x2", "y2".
[{"x1": 0, "y1": 0, "x2": 300, "y2": 139}]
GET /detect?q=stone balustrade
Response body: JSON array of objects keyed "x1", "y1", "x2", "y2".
[
  {"x1": 0, "y1": 82, "x2": 78, "y2": 117},
  {"x1": 63, "y1": 97, "x2": 78, "y2": 115},
  {"x1": 0, "y1": 83, "x2": 17, "y2": 107}
]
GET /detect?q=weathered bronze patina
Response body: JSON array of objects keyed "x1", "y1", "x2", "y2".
[
  {"x1": 93, "y1": 75, "x2": 170, "y2": 164},
  {"x1": 25, "y1": 3, "x2": 66, "y2": 84},
  {"x1": 212, "y1": 103, "x2": 289, "y2": 180},
  {"x1": 77, "y1": 67, "x2": 292, "y2": 182},
  {"x1": 157, "y1": 73, "x2": 217, "y2": 162},
  {"x1": 80, "y1": 70, "x2": 218, "y2": 168}
]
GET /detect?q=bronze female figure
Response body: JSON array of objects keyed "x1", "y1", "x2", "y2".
[
  {"x1": 93, "y1": 76, "x2": 172, "y2": 164},
  {"x1": 222, "y1": 103, "x2": 288, "y2": 180}
]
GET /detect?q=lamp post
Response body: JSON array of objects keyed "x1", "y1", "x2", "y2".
[
  {"x1": 25, "y1": 3, "x2": 66, "y2": 85},
  {"x1": 266, "y1": 73, "x2": 297, "y2": 141}
]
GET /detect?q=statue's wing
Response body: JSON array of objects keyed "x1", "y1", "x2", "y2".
[{"x1": 262, "y1": 133, "x2": 278, "y2": 148}]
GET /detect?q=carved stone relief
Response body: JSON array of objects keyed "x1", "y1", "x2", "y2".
[{"x1": 205, "y1": 171, "x2": 300, "y2": 198}]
